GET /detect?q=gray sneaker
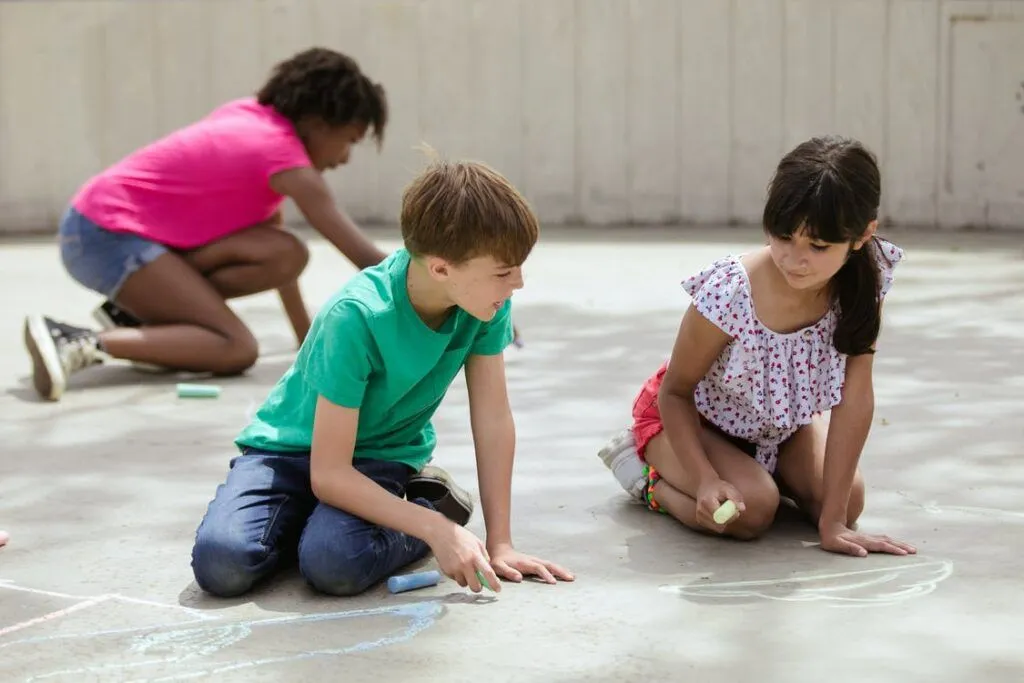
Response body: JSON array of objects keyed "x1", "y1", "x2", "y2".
[
  {"x1": 597, "y1": 429, "x2": 647, "y2": 501},
  {"x1": 406, "y1": 465, "x2": 474, "y2": 526},
  {"x1": 24, "y1": 315, "x2": 107, "y2": 401}
]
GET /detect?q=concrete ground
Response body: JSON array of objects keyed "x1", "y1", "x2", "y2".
[{"x1": 1, "y1": 225, "x2": 1022, "y2": 682}]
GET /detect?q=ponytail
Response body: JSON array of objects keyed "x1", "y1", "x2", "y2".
[
  {"x1": 833, "y1": 236, "x2": 887, "y2": 355},
  {"x1": 763, "y1": 135, "x2": 887, "y2": 356}
]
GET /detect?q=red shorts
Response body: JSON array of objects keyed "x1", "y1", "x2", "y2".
[
  {"x1": 630, "y1": 362, "x2": 756, "y2": 460},
  {"x1": 631, "y1": 363, "x2": 669, "y2": 460}
]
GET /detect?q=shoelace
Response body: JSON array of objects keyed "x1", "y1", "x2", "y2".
[{"x1": 60, "y1": 335, "x2": 101, "y2": 372}]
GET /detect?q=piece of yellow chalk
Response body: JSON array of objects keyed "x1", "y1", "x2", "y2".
[{"x1": 713, "y1": 499, "x2": 739, "y2": 525}]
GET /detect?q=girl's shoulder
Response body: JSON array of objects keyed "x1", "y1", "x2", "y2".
[{"x1": 681, "y1": 255, "x2": 754, "y2": 338}]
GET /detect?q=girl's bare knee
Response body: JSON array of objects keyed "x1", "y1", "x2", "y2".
[
  {"x1": 279, "y1": 231, "x2": 309, "y2": 279},
  {"x1": 234, "y1": 227, "x2": 309, "y2": 288},
  {"x1": 727, "y1": 484, "x2": 780, "y2": 540},
  {"x1": 260, "y1": 230, "x2": 309, "y2": 285},
  {"x1": 213, "y1": 334, "x2": 259, "y2": 376}
]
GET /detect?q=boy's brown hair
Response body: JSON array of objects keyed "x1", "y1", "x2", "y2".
[{"x1": 400, "y1": 157, "x2": 539, "y2": 266}]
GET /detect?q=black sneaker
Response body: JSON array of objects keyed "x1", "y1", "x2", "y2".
[
  {"x1": 23, "y1": 315, "x2": 107, "y2": 401},
  {"x1": 406, "y1": 465, "x2": 474, "y2": 526},
  {"x1": 92, "y1": 300, "x2": 142, "y2": 330}
]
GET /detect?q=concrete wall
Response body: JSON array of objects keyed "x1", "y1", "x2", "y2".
[{"x1": 0, "y1": 0, "x2": 1022, "y2": 234}]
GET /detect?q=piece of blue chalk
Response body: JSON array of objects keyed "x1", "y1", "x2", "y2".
[{"x1": 387, "y1": 570, "x2": 441, "y2": 594}]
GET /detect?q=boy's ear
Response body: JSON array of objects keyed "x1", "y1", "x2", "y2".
[{"x1": 424, "y1": 256, "x2": 451, "y2": 280}]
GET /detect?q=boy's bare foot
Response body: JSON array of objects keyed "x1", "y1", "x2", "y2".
[{"x1": 0, "y1": 530, "x2": 9, "y2": 548}]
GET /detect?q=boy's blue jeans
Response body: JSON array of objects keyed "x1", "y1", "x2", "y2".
[{"x1": 191, "y1": 449, "x2": 434, "y2": 597}]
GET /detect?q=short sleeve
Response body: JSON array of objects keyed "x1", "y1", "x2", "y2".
[
  {"x1": 680, "y1": 258, "x2": 752, "y2": 338},
  {"x1": 873, "y1": 237, "x2": 904, "y2": 299},
  {"x1": 261, "y1": 130, "x2": 313, "y2": 180},
  {"x1": 470, "y1": 299, "x2": 514, "y2": 356},
  {"x1": 295, "y1": 299, "x2": 374, "y2": 408}
]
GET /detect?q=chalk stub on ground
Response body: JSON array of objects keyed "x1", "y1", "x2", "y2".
[
  {"x1": 387, "y1": 570, "x2": 441, "y2": 594},
  {"x1": 176, "y1": 383, "x2": 222, "y2": 399}
]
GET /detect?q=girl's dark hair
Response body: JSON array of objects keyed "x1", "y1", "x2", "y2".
[
  {"x1": 762, "y1": 135, "x2": 891, "y2": 356},
  {"x1": 257, "y1": 47, "x2": 387, "y2": 146}
]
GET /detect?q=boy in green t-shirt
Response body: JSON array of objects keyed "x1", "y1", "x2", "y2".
[{"x1": 190, "y1": 159, "x2": 573, "y2": 596}]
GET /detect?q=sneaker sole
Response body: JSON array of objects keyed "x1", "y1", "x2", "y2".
[
  {"x1": 407, "y1": 466, "x2": 474, "y2": 526},
  {"x1": 23, "y1": 315, "x2": 64, "y2": 401},
  {"x1": 597, "y1": 429, "x2": 635, "y2": 469},
  {"x1": 598, "y1": 429, "x2": 648, "y2": 501}
]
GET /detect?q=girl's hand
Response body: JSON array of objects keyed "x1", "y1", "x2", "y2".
[
  {"x1": 694, "y1": 478, "x2": 745, "y2": 533},
  {"x1": 818, "y1": 523, "x2": 917, "y2": 557}
]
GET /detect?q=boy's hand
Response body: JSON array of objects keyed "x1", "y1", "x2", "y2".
[
  {"x1": 487, "y1": 542, "x2": 574, "y2": 585},
  {"x1": 428, "y1": 523, "x2": 502, "y2": 593}
]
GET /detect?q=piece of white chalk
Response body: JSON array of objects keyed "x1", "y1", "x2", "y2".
[{"x1": 713, "y1": 499, "x2": 739, "y2": 525}]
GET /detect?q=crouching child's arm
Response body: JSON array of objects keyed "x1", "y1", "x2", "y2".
[
  {"x1": 465, "y1": 351, "x2": 575, "y2": 585},
  {"x1": 302, "y1": 299, "x2": 498, "y2": 591},
  {"x1": 311, "y1": 395, "x2": 500, "y2": 591}
]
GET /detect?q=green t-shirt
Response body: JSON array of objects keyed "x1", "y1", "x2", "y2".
[{"x1": 235, "y1": 248, "x2": 514, "y2": 470}]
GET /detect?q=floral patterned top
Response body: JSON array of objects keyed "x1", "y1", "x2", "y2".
[{"x1": 679, "y1": 238, "x2": 904, "y2": 473}]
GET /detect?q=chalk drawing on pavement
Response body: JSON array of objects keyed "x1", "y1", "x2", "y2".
[
  {"x1": 659, "y1": 559, "x2": 954, "y2": 607},
  {"x1": 0, "y1": 580, "x2": 443, "y2": 682}
]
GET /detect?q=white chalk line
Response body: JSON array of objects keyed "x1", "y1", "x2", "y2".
[
  {"x1": 0, "y1": 581, "x2": 84, "y2": 601},
  {"x1": 0, "y1": 581, "x2": 218, "y2": 641},
  {"x1": 0, "y1": 596, "x2": 110, "y2": 638},
  {"x1": 896, "y1": 493, "x2": 1024, "y2": 521},
  {"x1": 924, "y1": 504, "x2": 1024, "y2": 520},
  {"x1": 659, "y1": 559, "x2": 954, "y2": 606}
]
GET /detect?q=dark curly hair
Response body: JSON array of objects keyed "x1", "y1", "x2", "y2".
[{"x1": 257, "y1": 47, "x2": 387, "y2": 146}]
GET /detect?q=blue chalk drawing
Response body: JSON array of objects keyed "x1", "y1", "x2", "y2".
[{"x1": 0, "y1": 582, "x2": 444, "y2": 682}]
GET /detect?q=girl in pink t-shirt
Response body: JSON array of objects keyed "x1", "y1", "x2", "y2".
[
  {"x1": 24, "y1": 48, "x2": 390, "y2": 401},
  {"x1": 599, "y1": 136, "x2": 918, "y2": 560}
]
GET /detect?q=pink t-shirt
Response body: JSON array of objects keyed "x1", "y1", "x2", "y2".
[{"x1": 73, "y1": 98, "x2": 312, "y2": 249}]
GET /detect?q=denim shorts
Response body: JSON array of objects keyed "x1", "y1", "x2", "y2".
[{"x1": 59, "y1": 207, "x2": 168, "y2": 300}]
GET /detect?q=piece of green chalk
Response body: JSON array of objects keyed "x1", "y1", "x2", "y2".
[
  {"x1": 713, "y1": 499, "x2": 739, "y2": 525},
  {"x1": 176, "y1": 383, "x2": 221, "y2": 399},
  {"x1": 475, "y1": 570, "x2": 493, "y2": 592}
]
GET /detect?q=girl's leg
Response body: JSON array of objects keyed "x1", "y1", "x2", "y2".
[
  {"x1": 96, "y1": 250, "x2": 262, "y2": 372},
  {"x1": 643, "y1": 428, "x2": 781, "y2": 540},
  {"x1": 102, "y1": 220, "x2": 309, "y2": 322},
  {"x1": 102, "y1": 223, "x2": 308, "y2": 368},
  {"x1": 774, "y1": 413, "x2": 866, "y2": 528},
  {"x1": 177, "y1": 222, "x2": 309, "y2": 300},
  {"x1": 26, "y1": 223, "x2": 308, "y2": 400}
]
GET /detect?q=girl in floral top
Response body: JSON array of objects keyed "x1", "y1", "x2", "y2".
[{"x1": 599, "y1": 135, "x2": 917, "y2": 559}]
